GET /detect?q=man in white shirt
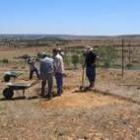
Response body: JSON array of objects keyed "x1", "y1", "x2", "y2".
[{"x1": 53, "y1": 48, "x2": 65, "y2": 96}]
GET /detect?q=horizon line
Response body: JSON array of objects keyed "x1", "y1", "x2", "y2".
[{"x1": 0, "y1": 33, "x2": 140, "y2": 37}]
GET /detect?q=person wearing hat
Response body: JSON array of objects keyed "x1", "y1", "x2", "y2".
[
  {"x1": 39, "y1": 52, "x2": 54, "y2": 99},
  {"x1": 83, "y1": 46, "x2": 97, "y2": 91},
  {"x1": 53, "y1": 48, "x2": 65, "y2": 96}
]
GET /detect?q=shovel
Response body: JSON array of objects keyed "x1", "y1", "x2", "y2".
[{"x1": 79, "y1": 68, "x2": 85, "y2": 90}]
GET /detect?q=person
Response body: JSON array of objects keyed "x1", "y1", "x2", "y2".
[
  {"x1": 53, "y1": 48, "x2": 65, "y2": 96},
  {"x1": 27, "y1": 57, "x2": 40, "y2": 80},
  {"x1": 83, "y1": 46, "x2": 97, "y2": 91},
  {"x1": 39, "y1": 52, "x2": 54, "y2": 99}
]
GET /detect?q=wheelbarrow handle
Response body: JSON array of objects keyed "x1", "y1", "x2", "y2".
[{"x1": 29, "y1": 80, "x2": 40, "y2": 88}]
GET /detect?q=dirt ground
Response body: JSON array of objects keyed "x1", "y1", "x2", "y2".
[
  {"x1": 0, "y1": 65, "x2": 140, "y2": 140},
  {"x1": 0, "y1": 47, "x2": 140, "y2": 139}
]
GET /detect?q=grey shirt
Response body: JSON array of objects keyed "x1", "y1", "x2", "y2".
[{"x1": 40, "y1": 57, "x2": 54, "y2": 80}]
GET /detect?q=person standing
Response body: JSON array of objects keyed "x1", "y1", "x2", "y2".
[
  {"x1": 27, "y1": 57, "x2": 40, "y2": 80},
  {"x1": 53, "y1": 48, "x2": 65, "y2": 96},
  {"x1": 39, "y1": 53, "x2": 54, "y2": 99},
  {"x1": 83, "y1": 46, "x2": 97, "y2": 91}
]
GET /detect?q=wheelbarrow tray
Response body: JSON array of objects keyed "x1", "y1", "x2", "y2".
[
  {"x1": 6, "y1": 82, "x2": 31, "y2": 90},
  {"x1": 4, "y1": 71, "x2": 23, "y2": 78},
  {"x1": 4, "y1": 71, "x2": 23, "y2": 82}
]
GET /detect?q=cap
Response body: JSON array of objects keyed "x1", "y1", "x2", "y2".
[{"x1": 38, "y1": 52, "x2": 47, "y2": 58}]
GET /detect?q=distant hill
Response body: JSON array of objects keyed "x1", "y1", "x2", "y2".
[
  {"x1": 0, "y1": 34, "x2": 140, "y2": 41},
  {"x1": 0, "y1": 34, "x2": 63, "y2": 41}
]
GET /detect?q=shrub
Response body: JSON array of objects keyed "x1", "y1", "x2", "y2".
[
  {"x1": 64, "y1": 54, "x2": 71, "y2": 67},
  {"x1": 104, "y1": 62, "x2": 110, "y2": 68},
  {"x1": 71, "y1": 54, "x2": 79, "y2": 68},
  {"x1": 126, "y1": 63, "x2": 133, "y2": 69},
  {"x1": 2, "y1": 58, "x2": 9, "y2": 64}
]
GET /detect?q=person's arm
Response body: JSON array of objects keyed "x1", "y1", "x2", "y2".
[
  {"x1": 60, "y1": 58, "x2": 65, "y2": 74},
  {"x1": 40, "y1": 60, "x2": 43, "y2": 76},
  {"x1": 54, "y1": 57, "x2": 60, "y2": 73},
  {"x1": 91, "y1": 53, "x2": 97, "y2": 66}
]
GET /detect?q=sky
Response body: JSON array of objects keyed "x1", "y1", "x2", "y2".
[{"x1": 0, "y1": 0, "x2": 140, "y2": 35}]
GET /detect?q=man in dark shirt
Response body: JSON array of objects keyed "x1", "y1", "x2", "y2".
[{"x1": 83, "y1": 46, "x2": 97, "y2": 90}]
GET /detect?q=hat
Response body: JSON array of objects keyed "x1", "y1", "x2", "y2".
[
  {"x1": 85, "y1": 46, "x2": 91, "y2": 49},
  {"x1": 85, "y1": 46, "x2": 93, "y2": 52},
  {"x1": 38, "y1": 52, "x2": 47, "y2": 58}
]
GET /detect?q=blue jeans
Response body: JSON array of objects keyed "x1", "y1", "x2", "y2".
[
  {"x1": 86, "y1": 66, "x2": 96, "y2": 87},
  {"x1": 55, "y1": 73, "x2": 63, "y2": 95}
]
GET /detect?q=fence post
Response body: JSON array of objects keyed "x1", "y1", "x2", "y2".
[
  {"x1": 122, "y1": 39, "x2": 124, "y2": 78},
  {"x1": 128, "y1": 42, "x2": 131, "y2": 64}
]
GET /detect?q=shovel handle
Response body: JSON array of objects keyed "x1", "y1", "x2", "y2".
[{"x1": 82, "y1": 68, "x2": 85, "y2": 86}]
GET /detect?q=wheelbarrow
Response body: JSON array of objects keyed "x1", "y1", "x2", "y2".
[
  {"x1": 2, "y1": 80, "x2": 39, "y2": 99},
  {"x1": 3, "y1": 71, "x2": 23, "y2": 82}
]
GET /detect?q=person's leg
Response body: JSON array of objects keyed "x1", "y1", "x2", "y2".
[
  {"x1": 86, "y1": 67, "x2": 91, "y2": 86},
  {"x1": 55, "y1": 73, "x2": 62, "y2": 95},
  {"x1": 86, "y1": 66, "x2": 96, "y2": 88},
  {"x1": 47, "y1": 74, "x2": 53, "y2": 99},
  {"x1": 61, "y1": 74, "x2": 63, "y2": 93},
  {"x1": 91, "y1": 66, "x2": 96, "y2": 87},
  {"x1": 35, "y1": 68, "x2": 40, "y2": 79},
  {"x1": 29, "y1": 70, "x2": 34, "y2": 80},
  {"x1": 89, "y1": 66, "x2": 96, "y2": 89},
  {"x1": 41, "y1": 80, "x2": 46, "y2": 96}
]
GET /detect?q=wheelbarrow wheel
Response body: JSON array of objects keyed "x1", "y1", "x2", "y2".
[{"x1": 3, "y1": 88, "x2": 14, "y2": 99}]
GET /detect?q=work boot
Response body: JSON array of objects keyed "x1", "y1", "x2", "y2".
[
  {"x1": 38, "y1": 93, "x2": 44, "y2": 98},
  {"x1": 88, "y1": 84, "x2": 94, "y2": 91},
  {"x1": 57, "y1": 93, "x2": 61, "y2": 97},
  {"x1": 47, "y1": 94, "x2": 53, "y2": 100},
  {"x1": 88, "y1": 86, "x2": 94, "y2": 91},
  {"x1": 83, "y1": 87, "x2": 89, "y2": 92}
]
